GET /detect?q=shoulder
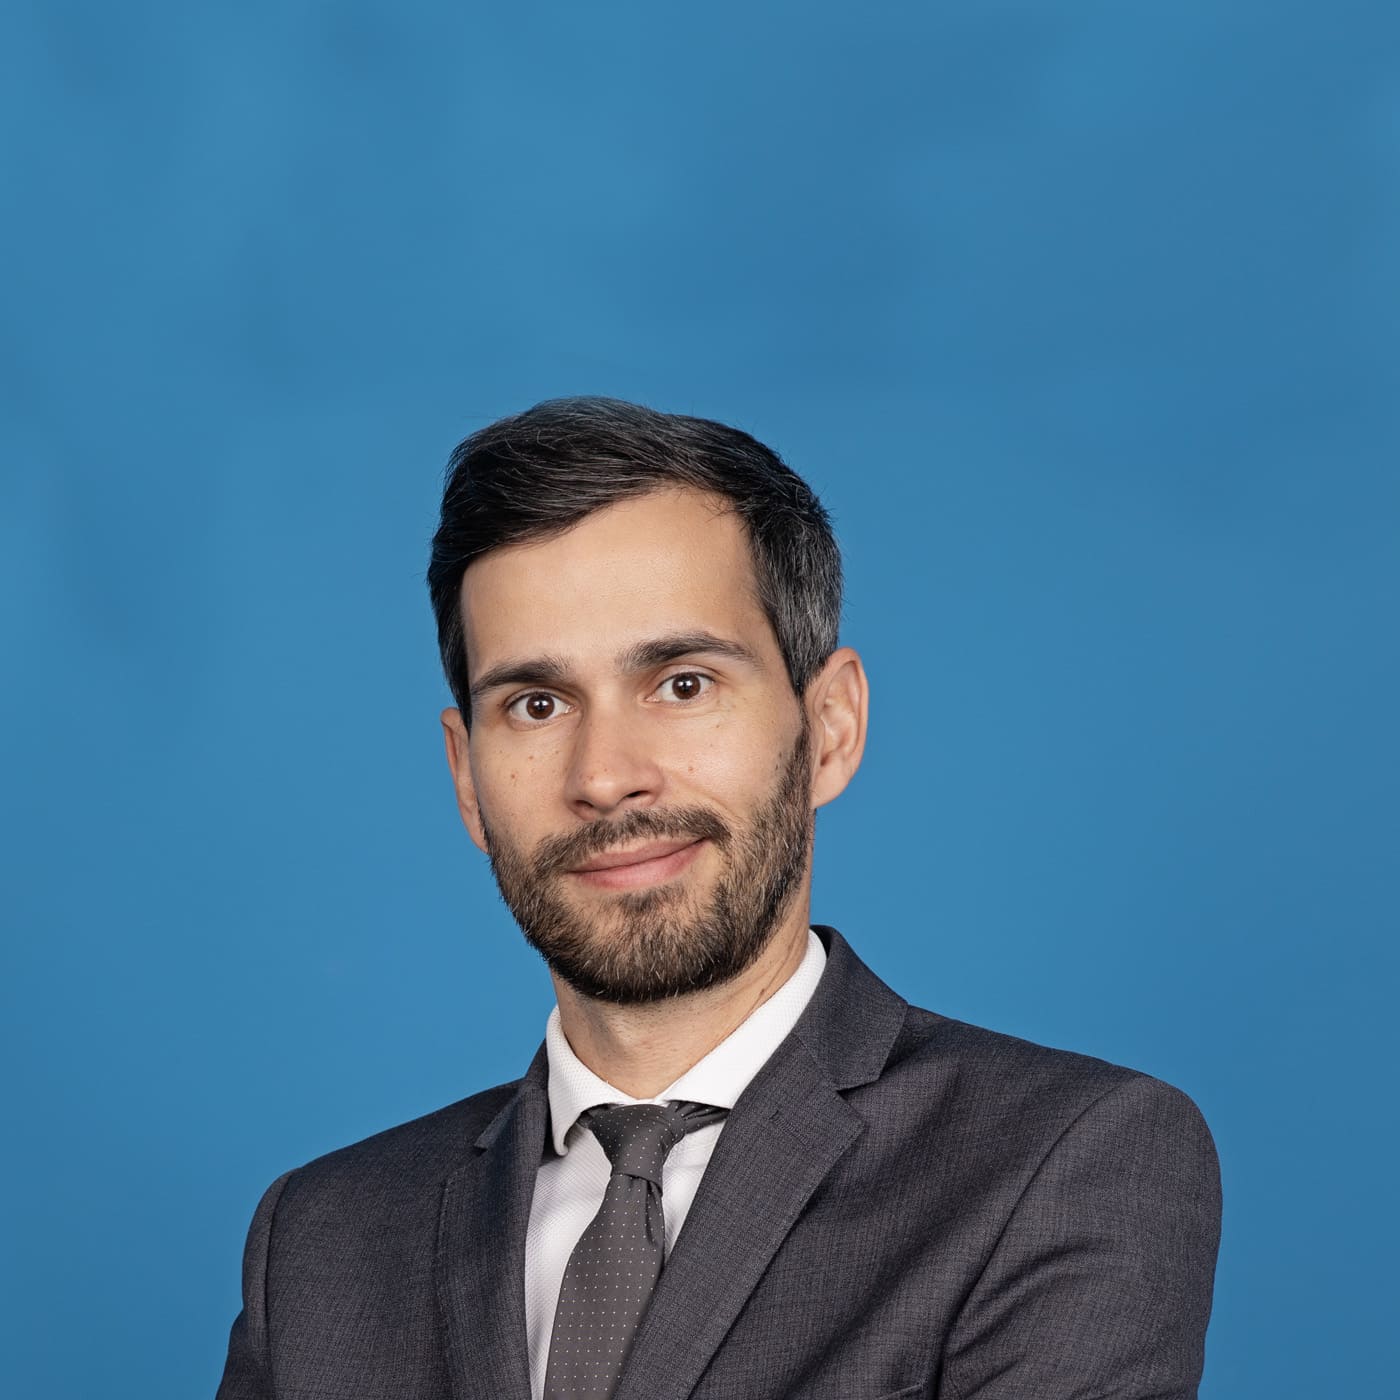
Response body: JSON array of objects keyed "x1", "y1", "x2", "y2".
[
  {"x1": 881, "y1": 1018, "x2": 1222, "y2": 1398},
  {"x1": 265, "y1": 1076, "x2": 524, "y2": 1216},
  {"x1": 895, "y1": 1000, "x2": 1202, "y2": 1098},
  {"x1": 889, "y1": 1003, "x2": 1143, "y2": 1099},
  {"x1": 874, "y1": 1003, "x2": 1216, "y2": 1180}
]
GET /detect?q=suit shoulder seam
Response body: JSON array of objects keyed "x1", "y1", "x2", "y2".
[
  {"x1": 256, "y1": 1168, "x2": 294, "y2": 1373},
  {"x1": 942, "y1": 1071, "x2": 1150, "y2": 1393}
]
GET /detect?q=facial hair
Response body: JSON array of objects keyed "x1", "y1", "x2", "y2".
[{"x1": 479, "y1": 720, "x2": 814, "y2": 1004}]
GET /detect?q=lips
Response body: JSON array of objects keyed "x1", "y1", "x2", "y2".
[{"x1": 569, "y1": 837, "x2": 702, "y2": 873}]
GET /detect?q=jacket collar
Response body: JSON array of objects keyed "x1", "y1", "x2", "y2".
[
  {"x1": 435, "y1": 926, "x2": 909, "y2": 1400},
  {"x1": 542, "y1": 927, "x2": 829, "y2": 1154},
  {"x1": 792, "y1": 924, "x2": 909, "y2": 1089}
]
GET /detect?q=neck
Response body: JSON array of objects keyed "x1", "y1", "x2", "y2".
[{"x1": 551, "y1": 904, "x2": 812, "y2": 1098}]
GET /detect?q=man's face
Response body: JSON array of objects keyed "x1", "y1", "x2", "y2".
[{"x1": 448, "y1": 488, "x2": 816, "y2": 1004}]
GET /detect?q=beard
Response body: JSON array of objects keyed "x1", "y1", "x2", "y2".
[{"x1": 479, "y1": 720, "x2": 814, "y2": 1004}]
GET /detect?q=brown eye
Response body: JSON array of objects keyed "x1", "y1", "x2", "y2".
[
  {"x1": 507, "y1": 691, "x2": 571, "y2": 723},
  {"x1": 660, "y1": 673, "x2": 710, "y2": 703}
]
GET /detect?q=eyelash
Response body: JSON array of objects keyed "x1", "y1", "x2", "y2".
[{"x1": 505, "y1": 671, "x2": 714, "y2": 724}]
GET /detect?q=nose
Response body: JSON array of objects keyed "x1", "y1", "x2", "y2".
[{"x1": 563, "y1": 705, "x2": 663, "y2": 819}]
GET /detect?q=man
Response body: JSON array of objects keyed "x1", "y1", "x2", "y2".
[{"x1": 217, "y1": 397, "x2": 1221, "y2": 1400}]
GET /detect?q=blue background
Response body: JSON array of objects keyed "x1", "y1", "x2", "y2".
[{"x1": 3, "y1": 3, "x2": 1396, "y2": 1396}]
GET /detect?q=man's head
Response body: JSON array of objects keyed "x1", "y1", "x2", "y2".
[{"x1": 428, "y1": 398, "x2": 867, "y2": 1004}]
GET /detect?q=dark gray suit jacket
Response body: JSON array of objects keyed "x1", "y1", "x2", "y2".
[{"x1": 217, "y1": 927, "x2": 1221, "y2": 1400}]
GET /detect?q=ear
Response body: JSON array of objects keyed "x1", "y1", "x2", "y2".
[
  {"x1": 804, "y1": 647, "x2": 869, "y2": 810},
  {"x1": 441, "y1": 707, "x2": 490, "y2": 855}
]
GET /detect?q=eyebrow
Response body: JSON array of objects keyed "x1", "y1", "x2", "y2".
[{"x1": 468, "y1": 630, "x2": 761, "y2": 706}]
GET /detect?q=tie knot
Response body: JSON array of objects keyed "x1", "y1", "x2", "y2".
[{"x1": 582, "y1": 1100, "x2": 727, "y2": 1185}]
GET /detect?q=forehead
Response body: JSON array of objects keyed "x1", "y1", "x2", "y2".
[{"x1": 459, "y1": 488, "x2": 776, "y2": 674}]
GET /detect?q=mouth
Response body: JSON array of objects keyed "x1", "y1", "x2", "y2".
[{"x1": 567, "y1": 837, "x2": 708, "y2": 891}]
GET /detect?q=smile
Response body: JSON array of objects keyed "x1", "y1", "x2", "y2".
[{"x1": 567, "y1": 838, "x2": 708, "y2": 891}]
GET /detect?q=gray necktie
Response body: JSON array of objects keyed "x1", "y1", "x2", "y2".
[{"x1": 543, "y1": 1100, "x2": 728, "y2": 1400}]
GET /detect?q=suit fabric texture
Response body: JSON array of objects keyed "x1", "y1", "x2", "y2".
[{"x1": 216, "y1": 927, "x2": 1221, "y2": 1400}]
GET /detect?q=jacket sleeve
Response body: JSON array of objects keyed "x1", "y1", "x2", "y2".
[
  {"x1": 215, "y1": 1171, "x2": 293, "y2": 1400},
  {"x1": 940, "y1": 1074, "x2": 1222, "y2": 1400}
]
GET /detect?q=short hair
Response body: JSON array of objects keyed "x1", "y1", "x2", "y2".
[{"x1": 427, "y1": 396, "x2": 842, "y2": 726}]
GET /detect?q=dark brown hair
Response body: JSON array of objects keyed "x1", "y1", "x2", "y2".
[{"x1": 427, "y1": 396, "x2": 842, "y2": 726}]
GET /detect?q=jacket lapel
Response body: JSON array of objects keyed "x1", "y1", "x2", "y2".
[
  {"x1": 611, "y1": 928, "x2": 908, "y2": 1400},
  {"x1": 435, "y1": 1043, "x2": 549, "y2": 1400}
]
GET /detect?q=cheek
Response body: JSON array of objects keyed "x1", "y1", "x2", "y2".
[
  {"x1": 673, "y1": 717, "x2": 788, "y2": 805},
  {"x1": 474, "y1": 746, "x2": 557, "y2": 823}
]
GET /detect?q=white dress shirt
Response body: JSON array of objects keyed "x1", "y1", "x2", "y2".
[{"x1": 522, "y1": 928, "x2": 828, "y2": 1400}]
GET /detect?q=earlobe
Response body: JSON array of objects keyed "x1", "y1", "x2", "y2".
[
  {"x1": 808, "y1": 648, "x2": 869, "y2": 810},
  {"x1": 440, "y1": 708, "x2": 490, "y2": 854}
]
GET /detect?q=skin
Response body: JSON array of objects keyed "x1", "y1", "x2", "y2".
[{"x1": 441, "y1": 487, "x2": 869, "y2": 1097}]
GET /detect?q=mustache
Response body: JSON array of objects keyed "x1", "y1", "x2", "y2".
[{"x1": 530, "y1": 806, "x2": 732, "y2": 876}]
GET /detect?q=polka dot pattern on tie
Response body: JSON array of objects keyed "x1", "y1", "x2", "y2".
[{"x1": 542, "y1": 1100, "x2": 728, "y2": 1400}]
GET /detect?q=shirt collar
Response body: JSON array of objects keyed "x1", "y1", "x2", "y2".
[{"x1": 544, "y1": 928, "x2": 828, "y2": 1156}]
